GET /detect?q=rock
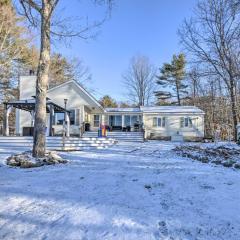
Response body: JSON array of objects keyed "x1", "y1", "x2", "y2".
[
  {"x1": 234, "y1": 163, "x2": 240, "y2": 169},
  {"x1": 20, "y1": 160, "x2": 42, "y2": 168},
  {"x1": 144, "y1": 184, "x2": 152, "y2": 189},
  {"x1": 212, "y1": 159, "x2": 222, "y2": 165},
  {"x1": 200, "y1": 157, "x2": 209, "y2": 163},
  {"x1": 58, "y1": 158, "x2": 67, "y2": 164},
  {"x1": 49, "y1": 152, "x2": 62, "y2": 160},
  {"x1": 7, "y1": 158, "x2": 20, "y2": 167},
  {"x1": 222, "y1": 160, "x2": 236, "y2": 168},
  {"x1": 6, "y1": 151, "x2": 67, "y2": 168}
]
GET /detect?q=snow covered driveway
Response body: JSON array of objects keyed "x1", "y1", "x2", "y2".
[{"x1": 0, "y1": 141, "x2": 240, "y2": 240}]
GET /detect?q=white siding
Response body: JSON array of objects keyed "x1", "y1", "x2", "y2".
[{"x1": 143, "y1": 113, "x2": 204, "y2": 140}]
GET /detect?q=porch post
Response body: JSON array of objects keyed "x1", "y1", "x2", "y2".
[
  {"x1": 122, "y1": 115, "x2": 125, "y2": 128},
  {"x1": 30, "y1": 110, "x2": 35, "y2": 127},
  {"x1": 66, "y1": 112, "x2": 70, "y2": 137},
  {"x1": 49, "y1": 105, "x2": 54, "y2": 136},
  {"x1": 3, "y1": 103, "x2": 8, "y2": 136},
  {"x1": 101, "y1": 114, "x2": 105, "y2": 125}
]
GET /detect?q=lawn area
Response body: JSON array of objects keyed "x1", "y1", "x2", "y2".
[{"x1": 0, "y1": 141, "x2": 239, "y2": 240}]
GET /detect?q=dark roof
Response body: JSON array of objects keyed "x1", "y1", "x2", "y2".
[{"x1": 4, "y1": 99, "x2": 68, "y2": 113}]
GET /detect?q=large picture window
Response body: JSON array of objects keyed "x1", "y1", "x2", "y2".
[
  {"x1": 153, "y1": 117, "x2": 166, "y2": 127},
  {"x1": 109, "y1": 115, "x2": 122, "y2": 127},
  {"x1": 124, "y1": 115, "x2": 141, "y2": 127}
]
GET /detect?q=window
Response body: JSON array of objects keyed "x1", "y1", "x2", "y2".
[
  {"x1": 180, "y1": 117, "x2": 193, "y2": 128},
  {"x1": 124, "y1": 115, "x2": 141, "y2": 127},
  {"x1": 69, "y1": 110, "x2": 75, "y2": 125},
  {"x1": 153, "y1": 117, "x2": 166, "y2": 127},
  {"x1": 55, "y1": 113, "x2": 64, "y2": 125},
  {"x1": 124, "y1": 115, "x2": 131, "y2": 126},
  {"x1": 94, "y1": 115, "x2": 100, "y2": 127},
  {"x1": 131, "y1": 116, "x2": 138, "y2": 126},
  {"x1": 54, "y1": 110, "x2": 75, "y2": 125},
  {"x1": 109, "y1": 115, "x2": 122, "y2": 127}
]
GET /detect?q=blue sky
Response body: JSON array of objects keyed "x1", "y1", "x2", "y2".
[{"x1": 55, "y1": 0, "x2": 196, "y2": 101}]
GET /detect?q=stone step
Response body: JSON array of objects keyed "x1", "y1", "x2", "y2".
[
  {"x1": 0, "y1": 136, "x2": 117, "y2": 150},
  {"x1": 5, "y1": 145, "x2": 110, "y2": 150},
  {"x1": 0, "y1": 139, "x2": 116, "y2": 143},
  {"x1": 82, "y1": 131, "x2": 144, "y2": 142}
]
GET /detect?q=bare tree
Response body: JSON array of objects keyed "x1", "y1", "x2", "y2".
[
  {"x1": 18, "y1": 0, "x2": 113, "y2": 157},
  {"x1": 179, "y1": 0, "x2": 240, "y2": 140},
  {"x1": 122, "y1": 55, "x2": 156, "y2": 106}
]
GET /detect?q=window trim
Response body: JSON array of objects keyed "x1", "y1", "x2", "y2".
[
  {"x1": 54, "y1": 112, "x2": 65, "y2": 125},
  {"x1": 93, "y1": 114, "x2": 100, "y2": 127},
  {"x1": 54, "y1": 109, "x2": 76, "y2": 126},
  {"x1": 180, "y1": 117, "x2": 193, "y2": 128},
  {"x1": 69, "y1": 109, "x2": 76, "y2": 126},
  {"x1": 153, "y1": 117, "x2": 166, "y2": 128}
]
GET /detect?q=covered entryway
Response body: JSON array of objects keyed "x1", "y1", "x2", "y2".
[
  {"x1": 3, "y1": 98, "x2": 69, "y2": 137},
  {"x1": 108, "y1": 114, "x2": 143, "y2": 132}
]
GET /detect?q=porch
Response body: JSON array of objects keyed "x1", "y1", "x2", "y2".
[
  {"x1": 101, "y1": 108, "x2": 144, "y2": 132},
  {"x1": 3, "y1": 98, "x2": 69, "y2": 137}
]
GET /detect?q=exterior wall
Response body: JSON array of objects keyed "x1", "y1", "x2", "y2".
[
  {"x1": 18, "y1": 77, "x2": 104, "y2": 136},
  {"x1": 48, "y1": 83, "x2": 87, "y2": 136},
  {"x1": 19, "y1": 76, "x2": 36, "y2": 99},
  {"x1": 85, "y1": 107, "x2": 103, "y2": 132},
  {"x1": 17, "y1": 111, "x2": 32, "y2": 135},
  {"x1": 143, "y1": 113, "x2": 204, "y2": 141}
]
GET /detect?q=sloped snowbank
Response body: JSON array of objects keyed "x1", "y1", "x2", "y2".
[{"x1": 173, "y1": 143, "x2": 240, "y2": 169}]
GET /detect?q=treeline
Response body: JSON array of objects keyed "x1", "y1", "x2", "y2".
[
  {"x1": 121, "y1": 0, "x2": 240, "y2": 140},
  {"x1": 0, "y1": 0, "x2": 90, "y2": 129},
  {"x1": 0, "y1": 0, "x2": 90, "y2": 102},
  {"x1": 1, "y1": 0, "x2": 240, "y2": 140}
]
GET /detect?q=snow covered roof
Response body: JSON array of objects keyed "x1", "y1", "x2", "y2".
[
  {"x1": 105, "y1": 106, "x2": 204, "y2": 114},
  {"x1": 140, "y1": 106, "x2": 205, "y2": 114},
  {"x1": 105, "y1": 108, "x2": 141, "y2": 113}
]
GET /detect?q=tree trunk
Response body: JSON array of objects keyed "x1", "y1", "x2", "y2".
[
  {"x1": 32, "y1": 1, "x2": 51, "y2": 157},
  {"x1": 175, "y1": 79, "x2": 181, "y2": 106},
  {"x1": 229, "y1": 78, "x2": 238, "y2": 141}
]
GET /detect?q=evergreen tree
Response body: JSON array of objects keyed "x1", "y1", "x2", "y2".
[
  {"x1": 49, "y1": 53, "x2": 91, "y2": 88},
  {"x1": 155, "y1": 54, "x2": 188, "y2": 106},
  {"x1": 99, "y1": 95, "x2": 117, "y2": 108}
]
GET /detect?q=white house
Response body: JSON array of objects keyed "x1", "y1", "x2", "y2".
[{"x1": 12, "y1": 76, "x2": 205, "y2": 141}]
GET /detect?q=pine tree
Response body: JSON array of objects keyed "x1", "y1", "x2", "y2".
[
  {"x1": 155, "y1": 54, "x2": 188, "y2": 106},
  {"x1": 99, "y1": 95, "x2": 117, "y2": 108}
]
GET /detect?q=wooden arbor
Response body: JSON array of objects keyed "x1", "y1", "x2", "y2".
[{"x1": 3, "y1": 98, "x2": 68, "y2": 137}]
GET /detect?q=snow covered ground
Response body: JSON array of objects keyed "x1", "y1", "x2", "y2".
[{"x1": 0, "y1": 141, "x2": 240, "y2": 240}]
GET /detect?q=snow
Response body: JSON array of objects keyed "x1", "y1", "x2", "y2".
[
  {"x1": 105, "y1": 106, "x2": 205, "y2": 114},
  {"x1": 0, "y1": 141, "x2": 240, "y2": 239},
  {"x1": 140, "y1": 106, "x2": 205, "y2": 114},
  {"x1": 105, "y1": 107, "x2": 141, "y2": 113}
]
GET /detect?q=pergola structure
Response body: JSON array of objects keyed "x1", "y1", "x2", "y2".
[{"x1": 3, "y1": 98, "x2": 69, "y2": 137}]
